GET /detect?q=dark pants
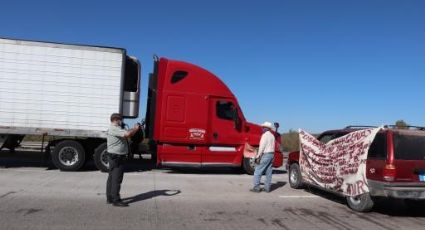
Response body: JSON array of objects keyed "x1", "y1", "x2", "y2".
[{"x1": 106, "y1": 153, "x2": 125, "y2": 202}]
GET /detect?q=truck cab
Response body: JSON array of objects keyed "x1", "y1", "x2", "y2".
[{"x1": 145, "y1": 57, "x2": 283, "y2": 174}]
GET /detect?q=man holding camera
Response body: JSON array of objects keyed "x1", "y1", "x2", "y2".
[{"x1": 106, "y1": 113, "x2": 141, "y2": 207}]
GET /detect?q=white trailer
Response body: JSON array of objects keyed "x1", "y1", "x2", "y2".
[{"x1": 0, "y1": 38, "x2": 141, "y2": 171}]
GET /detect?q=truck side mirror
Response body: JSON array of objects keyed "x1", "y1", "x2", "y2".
[{"x1": 274, "y1": 122, "x2": 280, "y2": 132}]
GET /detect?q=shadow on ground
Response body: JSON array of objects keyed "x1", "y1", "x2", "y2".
[
  {"x1": 0, "y1": 150, "x2": 156, "y2": 172},
  {"x1": 0, "y1": 151, "x2": 49, "y2": 168},
  {"x1": 300, "y1": 185, "x2": 425, "y2": 217},
  {"x1": 122, "y1": 189, "x2": 181, "y2": 204},
  {"x1": 0, "y1": 150, "x2": 287, "y2": 176},
  {"x1": 270, "y1": 181, "x2": 287, "y2": 192}
]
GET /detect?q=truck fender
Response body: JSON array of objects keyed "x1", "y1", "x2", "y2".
[{"x1": 288, "y1": 151, "x2": 300, "y2": 165}]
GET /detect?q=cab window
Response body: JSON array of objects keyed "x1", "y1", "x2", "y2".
[
  {"x1": 171, "y1": 71, "x2": 188, "y2": 84},
  {"x1": 216, "y1": 101, "x2": 236, "y2": 121}
]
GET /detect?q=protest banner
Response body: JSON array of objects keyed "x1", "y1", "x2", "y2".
[{"x1": 299, "y1": 127, "x2": 381, "y2": 196}]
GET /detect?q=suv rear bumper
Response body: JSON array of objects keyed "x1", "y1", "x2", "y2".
[{"x1": 369, "y1": 180, "x2": 425, "y2": 199}]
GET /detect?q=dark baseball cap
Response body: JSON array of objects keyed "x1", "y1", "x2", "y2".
[{"x1": 110, "y1": 113, "x2": 123, "y2": 122}]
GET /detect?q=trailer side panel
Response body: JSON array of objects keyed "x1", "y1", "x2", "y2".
[{"x1": 0, "y1": 38, "x2": 125, "y2": 133}]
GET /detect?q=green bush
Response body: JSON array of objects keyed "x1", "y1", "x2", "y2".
[{"x1": 281, "y1": 129, "x2": 300, "y2": 152}]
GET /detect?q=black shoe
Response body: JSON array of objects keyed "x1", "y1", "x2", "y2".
[
  {"x1": 106, "y1": 200, "x2": 112, "y2": 204},
  {"x1": 112, "y1": 201, "x2": 129, "y2": 207},
  {"x1": 250, "y1": 188, "x2": 261, "y2": 193}
]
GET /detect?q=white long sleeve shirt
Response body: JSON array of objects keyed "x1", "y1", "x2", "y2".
[{"x1": 256, "y1": 131, "x2": 275, "y2": 158}]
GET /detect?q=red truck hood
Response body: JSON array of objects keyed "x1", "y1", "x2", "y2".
[
  {"x1": 244, "y1": 122, "x2": 262, "y2": 145},
  {"x1": 245, "y1": 122, "x2": 283, "y2": 168}
]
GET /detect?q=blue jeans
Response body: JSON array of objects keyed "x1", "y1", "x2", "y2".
[{"x1": 253, "y1": 152, "x2": 274, "y2": 191}]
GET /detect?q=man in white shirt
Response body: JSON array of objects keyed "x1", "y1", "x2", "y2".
[{"x1": 251, "y1": 121, "x2": 276, "y2": 193}]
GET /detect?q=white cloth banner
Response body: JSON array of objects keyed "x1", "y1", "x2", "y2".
[{"x1": 299, "y1": 127, "x2": 381, "y2": 196}]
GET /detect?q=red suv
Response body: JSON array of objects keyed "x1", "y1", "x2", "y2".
[{"x1": 287, "y1": 125, "x2": 425, "y2": 212}]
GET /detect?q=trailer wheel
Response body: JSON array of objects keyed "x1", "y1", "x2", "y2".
[
  {"x1": 94, "y1": 143, "x2": 109, "y2": 172},
  {"x1": 51, "y1": 140, "x2": 85, "y2": 171},
  {"x1": 346, "y1": 193, "x2": 374, "y2": 212},
  {"x1": 289, "y1": 163, "x2": 303, "y2": 189},
  {"x1": 243, "y1": 157, "x2": 255, "y2": 175}
]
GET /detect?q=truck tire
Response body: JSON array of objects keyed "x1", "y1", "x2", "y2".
[
  {"x1": 289, "y1": 163, "x2": 303, "y2": 189},
  {"x1": 51, "y1": 140, "x2": 85, "y2": 171},
  {"x1": 94, "y1": 142, "x2": 109, "y2": 172},
  {"x1": 243, "y1": 157, "x2": 255, "y2": 175},
  {"x1": 346, "y1": 193, "x2": 374, "y2": 212}
]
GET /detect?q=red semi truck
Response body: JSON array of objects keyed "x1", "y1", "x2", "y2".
[
  {"x1": 0, "y1": 38, "x2": 283, "y2": 174},
  {"x1": 143, "y1": 57, "x2": 283, "y2": 174}
]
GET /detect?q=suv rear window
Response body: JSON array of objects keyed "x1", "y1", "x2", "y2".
[
  {"x1": 318, "y1": 130, "x2": 387, "y2": 159},
  {"x1": 368, "y1": 133, "x2": 387, "y2": 159},
  {"x1": 318, "y1": 132, "x2": 347, "y2": 144},
  {"x1": 394, "y1": 133, "x2": 425, "y2": 160}
]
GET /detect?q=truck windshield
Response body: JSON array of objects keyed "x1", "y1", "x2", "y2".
[{"x1": 394, "y1": 133, "x2": 425, "y2": 160}]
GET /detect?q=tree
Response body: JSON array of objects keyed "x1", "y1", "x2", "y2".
[
  {"x1": 395, "y1": 120, "x2": 408, "y2": 129},
  {"x1": 281, "y1": 129, "x2": 300, "y2": 152}
]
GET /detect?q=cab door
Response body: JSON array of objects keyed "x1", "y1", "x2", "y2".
[{"x1": 203, "y1": 97, "x2": 243, "y2": 165}]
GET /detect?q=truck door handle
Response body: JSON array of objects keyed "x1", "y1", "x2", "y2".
[{"x1": 213, "y1": 132, "x2": 218, "y2": 140}]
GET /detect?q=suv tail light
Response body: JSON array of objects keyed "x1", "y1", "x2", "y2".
[{"x1": 383, "y1": 164, "x2": 396, "y2": 181}]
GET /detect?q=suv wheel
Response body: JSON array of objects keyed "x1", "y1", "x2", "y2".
[
  {"x1": 346, "y1": 193, "x2": 374, "y2": 212},
  {"x1": 289, "y1": 163, "x2": 303, "y2": 189}
]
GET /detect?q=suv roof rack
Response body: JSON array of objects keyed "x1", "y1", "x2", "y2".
[
  {"x1": 344, "y1": 125, "x2": 377, "y2": 129},
  {"x1": 383, "y1": 125, "x2": 425, "y2": 131},
  {"x1": 345, "y1": 125, "x2": 425, "y2": 131}
]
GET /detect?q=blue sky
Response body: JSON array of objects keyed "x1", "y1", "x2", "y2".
[{"x1": 1, "y1": 0, "x2": 424, "y2": 133}]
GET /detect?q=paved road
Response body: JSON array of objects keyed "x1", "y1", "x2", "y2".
[{"x1": 0, "y1": 151, "x2": 424, "y2": 230}]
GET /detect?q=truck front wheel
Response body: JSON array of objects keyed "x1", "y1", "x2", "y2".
[
  {"x1": 51, "y1": 140, "x2": 85, "y2": 171},
  {"x1": 94, "y1": 142, "x2": 109, "y2": 172},
  {"x1": 289, "y1": 163, "x2": 303, "y2": 189},
  {"x1": 242, "y1": 157, "x2": 255, "y2": 175}
]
